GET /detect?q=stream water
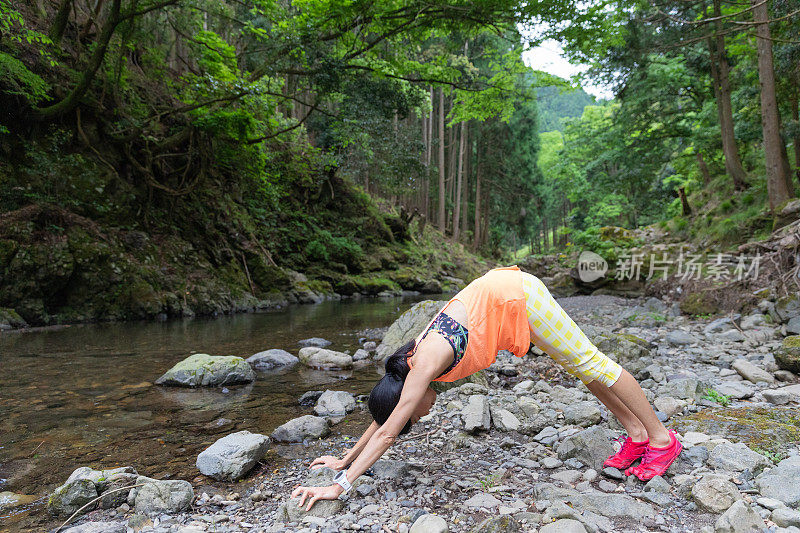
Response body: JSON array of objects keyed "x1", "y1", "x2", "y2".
[{"x1": 0, "y1": 294, "x2": 438, "y2": 530}]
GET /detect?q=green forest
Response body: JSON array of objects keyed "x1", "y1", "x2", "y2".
[{"x1": 0, "y1": 0, "x2": 799, "y2": 325}]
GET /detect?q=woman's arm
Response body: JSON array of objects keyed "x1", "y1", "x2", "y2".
[
  {"x1": 309, "y1": 421, "x2": 379, "y2": 471},
  {"x1": 292, "y1": 357, "x2": 443, "y2": 510}
]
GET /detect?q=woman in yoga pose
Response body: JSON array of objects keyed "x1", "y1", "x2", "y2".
[{"x1": 292, "y1": 266, "x2": 682, "y2": 510}]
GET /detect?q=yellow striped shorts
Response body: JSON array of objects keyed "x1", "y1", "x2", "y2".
[{"x1": 521, "y1": 271, "x2": 622, "y2": 387}]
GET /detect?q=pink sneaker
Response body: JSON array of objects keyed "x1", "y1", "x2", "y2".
[
  {"x1": 603, "y1": 435, "x2": 649, "y2": 469},
  {"x1": 625, "y1": 430, "x2": 682, "y2": 481}
]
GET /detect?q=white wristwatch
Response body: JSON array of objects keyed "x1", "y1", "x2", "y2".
[{"x1": 333, "y1": 469, "x2": 353, "y2": 493}]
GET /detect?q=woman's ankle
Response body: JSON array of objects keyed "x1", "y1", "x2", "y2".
[{"x1": 647, "y1": 429, "x2": 672, "y2": 448}]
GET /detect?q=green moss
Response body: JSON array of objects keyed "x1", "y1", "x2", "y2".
[
  {"x1": 673, "y1": 407, "x2": 800, "y2": 455},
  {"x1": 679, "y1": 291, "x2": 719, "y2": 316},
  {"x1": 785, "y1": 335, "x2": 800, "y2": 348}
]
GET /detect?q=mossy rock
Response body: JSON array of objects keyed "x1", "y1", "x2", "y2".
[
  {"x1": 0, "y1": 307, "x2": 27, "y2": 328},
  {"x1": 679, "y1": 291, "x2": 719, "y2": 316},
  {"x1": 353, "y1": 276, "x2": 399, "y2": 296},
  {"x1": 244, "y1": 251, "x2": 291, "y2": 292},
  {"x1": 775, "y1": 335, "x2": 800, "y2": 373},
  {"x1": 391, "y1": 267, "x2": 425, "y2": 291},
  {"x1": 124, "y1": 279, "x2": 163, "y2": 318},
  {"x1": 599, "y1": 226, "x2": 634, "y2": 243},
  {"x1": 0, "y1": 238, "x2": 18, "y2": 271},
  {"x1": 672, "y1": 406, "x2": 800, "y2": 456},
  {"x1": 334, "y1": 277, "x2": 359, "y2": 296},
  {"x1": 774, "y1": 295, "x2": 800, "y2": 324}
]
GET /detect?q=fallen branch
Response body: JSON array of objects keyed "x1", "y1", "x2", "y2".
[{"x1": 55, "y1": 483, "x2": 145, "y2": 532}]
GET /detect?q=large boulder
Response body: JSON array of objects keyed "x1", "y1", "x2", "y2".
[
  {"x1": 774, "y1": 294, "x2": 800, "y2": 324},
  {"x1": 755, "y1": 457, "x2": 800, "y2": 506},
  {"x1": 298, "y1": 347, "x2": 353, "y2": 370},
  {"x1": 155, "y1": 353, "x2": 255, "y2": 387},
  {"x1": 271, "y1": 415, "x2": 330, "y2": 443},
  {"x1": 462, "y1": 395, "x2": 491, "y2": 433},
  {"x1": 245, "y1": 349, "x2": 298, "y2": 370},
  {"x1": 313, "y1": 390, "x2": 356, "y2": 417},
  {"x1": 775, "y1": 336, "x2": 800, "y2": 374},
  {"x1": 127, "y1": 476, "x2": 193, "y2": 514},
  {"x1": 691, "y1": 474, "x2": 741, "y2": 513},
  {"x1": 556, "y1": 426, "x2": 616, "y2": 470},
  {"x1": 707, "y1": 442, "x2": 771, "y2": 474},
  {"x1": 714, "y1": 500, "x2": 764, "y2": 533},
  {"x1": 411, "y1": 514, "x2": 449, "y2": 533},
  {"x1": 731, "y1": 359, "x2": 774, "y2": 384},
  {"x1": 196, "y1": 430, "x2": 270, "y2": 481},
  {"x1": 469, "y1": 516, "x2": 522, "y2": 532},
  {"x1": 376, "y1": 300, "x2": 448, "y2": 359},
  {"x1": 47, "y1": 466, "x2": 139, "y2": 516},
  {"x1": 47, "y1": 478, "x2": 97, "y2": 516}
]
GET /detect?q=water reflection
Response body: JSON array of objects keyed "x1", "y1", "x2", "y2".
[{"x1": 0, "y1": 294, "x2": 437, "y2": 529}]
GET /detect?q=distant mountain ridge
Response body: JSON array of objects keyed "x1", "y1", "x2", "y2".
[{"x1": 536, "y1": 86, "x2": 596, "y2": 132}]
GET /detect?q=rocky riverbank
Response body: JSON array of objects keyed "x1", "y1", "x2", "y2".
[{"x1": 38, "y1": 287, "x2": 800, "y2": 533}]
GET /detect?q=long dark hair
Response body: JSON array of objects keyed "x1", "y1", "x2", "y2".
[{"x1": 368, "y1": 340, "x2": 415, "y2": 435}]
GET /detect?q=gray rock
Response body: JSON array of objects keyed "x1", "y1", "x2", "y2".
[
  {"x1": 245, "y1": 349, "x2": 299, "y2": 370},
  {"x1": 298, "y1": 337, "x2": 331, "y2": 348},
  {"x1": 716, "y1": 329, "x2": 746, "y2": 343},
  {"x1": 708, "y1": 442, "x2": 771, "y2": 474},
  {"x1": 542, "y1": 457, "x2": 563, "y2": 469},
  {"x1": 787, "y1": 316, "x2": 800, "y2": 335},
  {"x1": 755, "y1": 459, "x2": 800, "y2": 506},
  {"x1": 196, "y1": 430, "x2": 270, "y2": 481},
  {"x1": 352, "y1": 349, "x2": 370, "y2": 361},
  {"x1": 666, "y1": 330, "x2": 699, "y2": 346},
  {"x1": 47, "y1": 478, "x2": 97, "y2": 516},
  {"x1": 62, "y1": 522, "x2": 127, "y2": 533},
  {"x1": 371, "y1": 459, "x2": 409, "y2": 479},
  {"x1": 313, "y1": 390, "x2": 356, "y2": 417},
  {"x1": 464, "y1": 492, "x2": 503, "y2": 509},
  {"x1": 654, "y1": 396, "x2": 686, "y2": 417},
  {"x1": 563, "y1": 401, "x2": 602, "y2": 428},
  {"x1": 155, "y1": 353, "x2": 255, "y2": 387},
  {"x1": 714, "y1": 500, "x2": 764, "y2": 533},
  {"x1": 271, "y1": 415, "x2": 330, "y2": 443},
  {"x1": 277, "y1": 498, "x2": 344, "y2": 521},
  {"x1": 534, "y1": 483, "x2": 655, "y2": 518},
  {"x1": 763, "y1": 389, "x2": 793, "y2": 405},
  {"x1": 128, "y1": 476, "x2": 193, "y2": 514},
  {"x1": 375, "y1": 300, "x2": 448, "y2": 359},
  {"x1": 644, "y1": 476, "x2": 671, "y2": 494},
  {"x1": 540, "y1": 519, "x2": 587, "y2": 533},
  {"x1": 411, "y1": 514, "x2": 449, "y2": 533},
  {"x1": 469, "y1": 515, "x2": 522, "y2": 532},
  {"x1": 775, "y1": 336, "x2": 800, "y2": 374},
  {"x1": 732, "y1": 359, "x2": 775, "y2": 384},
  {"x1": 489, "y1": 406, "x2": 521, "y2": 432},
  {"x1": 691, "y1": 474, "x2": 741, "y2": 513},
  {"x1": 297, "y1": 347, "x2": 354, "y2": 370},
  {"x1": 705, "y1": 317, "x2": 739, "y2": 335},
  {"x1": 462, "y1": 395, "x2": 491, "y2": 433},
  {"x1": 715, "y1": 381, "x2": 756, "y2": 399},
  {"x1": 556, "y1": 426, "x2": 616, "y2": 470},
  {"x1": 773, "y1": 508, "x2": 800, "y2": 528},
  {"x1": 659, "y1": 377, "x2": 702, "y2": 400},
  {"x1": 740, "y1": 314, "x2": 767, "y2": 329},
  {"x1": 774, "y1": 295, "x2": 800, "y2": 324}
]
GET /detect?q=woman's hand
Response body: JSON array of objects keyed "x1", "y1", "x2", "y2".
[
  {"x1": 309, "y1": 455, "x2": 344, "y2": 470},
  {"x1": 291, "y1": 484, "x2": 344, "y2": 511}
]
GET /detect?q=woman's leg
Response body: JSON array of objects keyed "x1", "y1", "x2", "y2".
[
  {"x1": 584, "y1": 380, "x2": 647, "y2": 442},
  {"x1": 520, "y1": 272, "x2": 668, "y2": 445}
]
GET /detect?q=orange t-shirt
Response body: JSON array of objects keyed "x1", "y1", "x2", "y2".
[{"x1": 408, "y1": 265, "x2": 530, "y2": 382}]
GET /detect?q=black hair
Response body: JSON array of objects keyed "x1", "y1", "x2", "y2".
[{"x1": 368, "y1": 340, "x2": 415, "y2": 435}]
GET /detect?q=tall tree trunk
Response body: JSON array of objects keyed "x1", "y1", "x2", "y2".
[
  {"x1": 678, "y1": 187, "x2": 692, "y2": 216},
  {"x1": 695, "y1": 151, "x2": 711, "y2": 186},
  {"x1": 790, "y1": 75, "x2": 800, "y2": 187},
  {"x1": 707, "y1": 0, "x2": 749, "y2": 191},
  {"x1": 50, "y1": 0, "x2": 73, "y2": 44},
  {"x1": 752, "y1": 0, "x2": 794, "y2": 211},
  {"x1": 474, "y1": 145, "x2": 482, "y2": 250},
  {"x1": 461, "y1": 131, "x2": 471, "y2": 239},
  {"x1": 453, "y1": 121, "x2": 467, "y2": 241},
  {"x1": 438, "y1": 88, "x2": 446, "y2": 232}
]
